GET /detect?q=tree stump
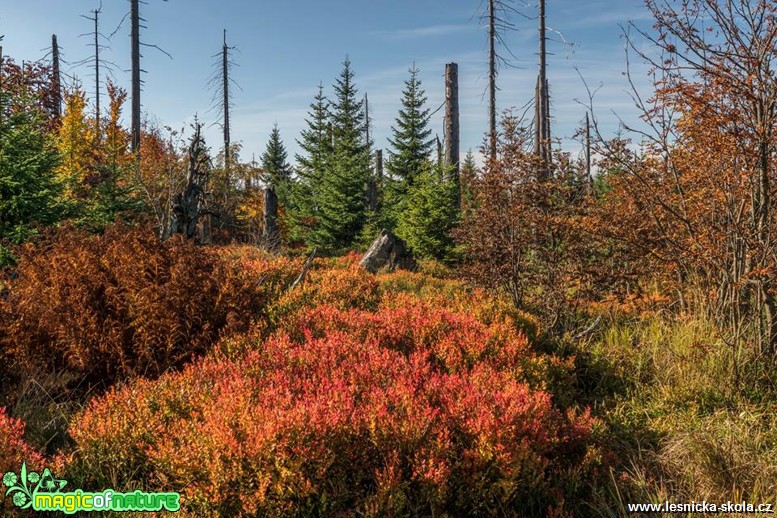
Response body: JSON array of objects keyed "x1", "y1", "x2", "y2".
[{"x1": 359, "y1": 229, "x2": 416, "y2": 273}]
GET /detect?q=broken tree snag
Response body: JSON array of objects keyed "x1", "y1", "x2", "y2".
[
  {"x1": 169, "y1": 124, "x2": 210, "y2": 241},
  {"x1": 263, "y1": 185, "x2": 280, "y2": 250},
  {"x1": 444, "y1": 62, "x2": 461, "y2": 209},
  {"x1": 375, "y1": 149, "x2": 384, "y2": 181},
  {"x1": 289, "y1": 247, "x2": 317, "y2": 291},
  {"x1": 51, "y1": 35, "x2": 62, "y2": 122},
  {"x1": 131, "y1": 0, "x2": 140, "y2": 154},
  {"x1": 444, "y1": 63, "x2": 460, "y2": 173},
  {"x1": 359, "y1": 229, "x2": 416, "y2": 274}
]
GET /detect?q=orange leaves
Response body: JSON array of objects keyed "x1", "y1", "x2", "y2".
[
  {"x1": 1, "y1": 232, "x2": 599, "y2": 515},
  {"x1": 60, "y1": 273, "x2": 596, "y2": 515},
  {"x1": 0, "y1": 226, "x2": 298, "y2": 385}
]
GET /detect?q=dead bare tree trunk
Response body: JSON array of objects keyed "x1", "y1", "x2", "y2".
[
  {"x1": 365, "y1": 93, "x2": 379, "y2": 212},
  {"x1": 488, "y1": 0, "x2": 497, "y2": 162},
  {"x1": 445, "y1": 63, "x2": 461, "y2": 209},
  {"x1": 364, "y1": 92, "x2": 370, "y2": 148},
  {"x1": 545, "y1": 78, "x2": 551, "y2": 147},
  {"x1": 535, "y1": 0, "x2": 550, "y2": 178},
  {"x1": 222, "y1": 29, "x2": 231, "y2": 175},
  {"x1": 94, "y1": 9, "x2": 100, "y2": 137},
  {"x1": 444, "y1": 63, "x2": 460, "y2": 181},
  {"x1": 290, "y1": 248, "x2": 317, "y2": 291},
  {"x1": 131, "y1": 0, "x2": 140, "y2": 155},
  {"x1": 84, "y1": 8, "x2": 102, "y2": 140},
  {"x1": 369, "y1": 148, "x2": 383, "y2": 213},
  {"x1": 586, "y1": 111, "x2": 592, "y2": 190},
  {"x1": 263, "y1": 186, "x2": 279, "y2": 250},
  {"x1": 51, "y1": 35, "x2": 62, "y2": 122},
  {"x1": 376, "y1": 149, "x2": 383, "y2": 181}
]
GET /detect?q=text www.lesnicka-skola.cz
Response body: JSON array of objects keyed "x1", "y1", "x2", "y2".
[{"x1": 627, "y1": 501, "x2": 773, "y2": 514}]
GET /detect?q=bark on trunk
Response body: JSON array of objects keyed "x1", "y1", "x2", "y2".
[
  {"x1": 263, "y1": 186, "x2": 280, "y2": 251},
  {"x1": 131, "y1": 0, "x2": 141, "y2": 155}
]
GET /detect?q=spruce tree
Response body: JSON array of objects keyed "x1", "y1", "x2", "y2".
[
  {"x1": 261, "y1": 124, "x2": 291, "y2": 249},
  {"x1": 0, "y1": 90, "x2": 61, "y2": 259},
  {"x1": 261, "y1": 123, "x2": 291, "y2": 205},
  {"x1": 387, "y1": 64, "x2": 434, "y2": 187},
  {"x1": 290, "y1": 84, "x2": 331, "y2": 245},
  {"x1": 85, "y1": 82, "x2": 140, "y2": 231},
  {"x1": 312, "y1": 58, "x2": 370, "y2": 251},
  {"x1": 396, "y1": 159, "x2": 458, "y2": 261},
  {"x1": 460, "y1": 150, "x2": 479, "y2": 210},
  {"x1": 385, "y1": 65, "x2": 434, "y2": 229}
]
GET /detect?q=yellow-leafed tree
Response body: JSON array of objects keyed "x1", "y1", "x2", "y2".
[
  {"x1": 56, "y1": 88, "x2": 96, "y2": 201},
  {"x1": 103, "y1": 81, "x2": 131, "y2": 180}
]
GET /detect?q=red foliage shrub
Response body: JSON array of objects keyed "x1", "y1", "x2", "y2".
[
  {"x1": 269, "y1": 261, "x2": 382, "y2": 330},
  {"x1": 291, "y1": 301, "x2": 532, "y2": 374},
  {"x1": 64, "y1": 304, "x2": 596, "y2": 516},
  {"x1": 0, "y1": 408, "x2": 44, "y2": 475},
  {"x1": 378, "y1": 270, "x2": 540, "y2": 341},
  {"x1": 0, "y1": 225, "x2": 298, "y2": 385}
]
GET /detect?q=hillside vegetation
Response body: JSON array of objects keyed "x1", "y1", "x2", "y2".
[{"x1": 3, "y1": 0, "x2": 777, "y2": 515}]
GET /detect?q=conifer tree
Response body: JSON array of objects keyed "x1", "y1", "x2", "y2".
[
  {"x1": 385, "y1": 64, "x2": 459, "y2": 259},
  {"x1": 460, "y1": 150, "x2": 479, "y2": 210},
  {"x1": 86, "y1": 81, "x2": 139, "y2": 230},
  {"x1": 387, "y1": 64, "x2": 434, "y2": 188},
  {"x1": 0, "y1": 86, "x2": 61, "y2": 254},
  {"x1": 312, "y1": 58, "x2": 370, "y2": 251},
  {"x1": 385, "y1": 65, "x2": 434, "y2": 229},
  {"x1": 261, "y1": 123, "x2": 291, "y2": 249},
  {"x1": 261, "y1": 123, "x2": 291, "y2": 205},
  {"x1": 396, "y1": 159, "x2": 458, "y2": 261},
  {"x1": 290, "y1": 84, "x2": 331, "y2": 245},
  {"x1": 56, "y1": 88, "x2": 96, "y2": 203}
]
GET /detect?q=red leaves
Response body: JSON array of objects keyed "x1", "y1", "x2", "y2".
[
  {"x1": 65, "y1": 301, "x2": 595, "y2": 515},
  {"x1": 0, "y1": 238, "x2": 597, "y2": 514},
  {"x1": 0, "y1": 408, "x2": 44, "y2": 475}
]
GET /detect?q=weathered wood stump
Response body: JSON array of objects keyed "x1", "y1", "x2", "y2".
[
  {"x1": 359, "y1": 229, "x2": 416, "y2": 273},
  {"x1": 168, "y1": 123, "x2": 210, "y2": 242}
]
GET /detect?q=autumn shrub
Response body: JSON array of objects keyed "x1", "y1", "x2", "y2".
[
  {"x1": 0, "y1": 410, "x2": 47, "y2": 517},
  {"x1": 0, "y1": 225, "x2": 298, "y2": 387},
  {"x1": 268, "y1": 260, "x2": 382, "y2": 331},
  {"x1": 63, "y1": 304, "x2": 599, "y2": 516},
  {"x1": 0, "y1": 409, "x2": 44, "y2": 476},
  {"x1": 377, "y1": 269, "x2": 468, "y2": 300},
  {"x1": 415, "y1": 258, "x2": 453, "y2": 278},
  {"x1": 378, "y1": 270, "x2": 540, "y2": 342},
  {"x1": 290, "y1": 301, "x2": 533, "y2": 374}
]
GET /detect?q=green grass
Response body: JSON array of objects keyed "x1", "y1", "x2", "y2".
[{"x1": 577, "y1": 312, "x2": 777, "y2": 516}]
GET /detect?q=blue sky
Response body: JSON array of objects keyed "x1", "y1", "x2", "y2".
[{"x1": 1, "y1": 0, "x2": 655, "y2": 166}]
